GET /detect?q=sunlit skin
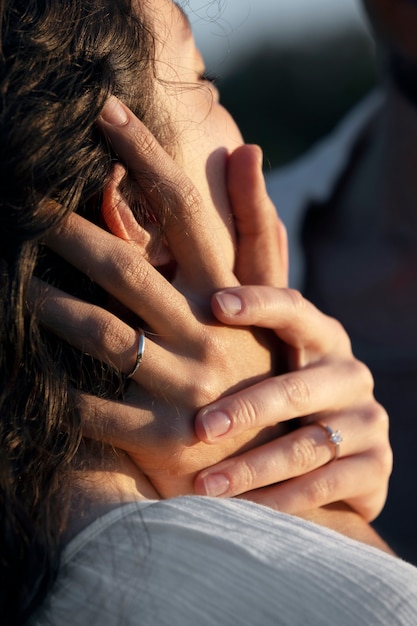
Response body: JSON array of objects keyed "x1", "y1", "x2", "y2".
[
  {"x1": 145, "y1": 0, "x2": 244, "y2": 267},
  {"x1": 120, "y1": 0, "x2": 283, "y2": 494},
  {"x1": 56, "y1": 0, "x2": 391, "y2": 551},
  {"x1": 73, "y1": 0, "x2": 281, "y2": 505}
]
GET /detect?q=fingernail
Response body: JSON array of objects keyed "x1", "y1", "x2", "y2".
[
  {"x1": 215, "y1": 292, "x2": 242, "y2": 316},
  {"x1": 201, "y1": 410, "x2": 231, "y2": 440},
  {"x1": 200, "y1": 473, "x2": 230, "y2": 497},
  {"x1": 100, "y1": 96, "x2": 128, "y2": 126}
]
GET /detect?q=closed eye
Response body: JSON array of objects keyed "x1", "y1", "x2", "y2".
[{"x1": 200, "y1": 72, "x2": 220, "y2": 85}]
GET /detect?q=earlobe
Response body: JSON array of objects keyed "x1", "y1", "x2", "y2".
[{"x1": 101, "y1": 162, "x2": 149, "y2": 245}]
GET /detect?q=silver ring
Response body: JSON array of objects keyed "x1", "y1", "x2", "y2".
[
  {"x1": 126, "y1": 328, "x2": 146, "y2": 379},
  {"x1": 317, "y1": 422, "x2": 343, "y2": 462}
]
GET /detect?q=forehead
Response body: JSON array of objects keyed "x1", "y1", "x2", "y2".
[
  {"x1": 140, "y1": 0, "x2": 192, "y2": 38},
  {"x1": 173, "y1": 2, "x2": 193, "y2": 34}
]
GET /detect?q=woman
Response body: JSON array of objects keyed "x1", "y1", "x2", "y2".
[{"x1": 0, "y1": 0, "x2": 412, "y2": 624}]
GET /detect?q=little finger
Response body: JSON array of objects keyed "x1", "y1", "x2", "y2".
[{"x1": 238, "y1": 452, "x2": 390, "y2": 522}]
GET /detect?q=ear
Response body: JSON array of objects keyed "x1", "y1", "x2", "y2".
[
  {"x1": 101, "y1": 163, "x2": 149, "y2": 246},
  {"x1": 101, "y1": 163, "x2": 173, "y2": 269}
]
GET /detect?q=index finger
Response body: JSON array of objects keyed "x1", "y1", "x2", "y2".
[
  {"x1": 98, "y1": 97, "x2": 238, "y2": 296},
  {"x1": 211, "y1": 286, "x2": 353, "y2": 360},
  {"x1": 228, "y1": 145, "x2": 288, "y2": 287}
]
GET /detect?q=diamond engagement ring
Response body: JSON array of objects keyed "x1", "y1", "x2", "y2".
[{"x1": 317, "y1": 422, "x2": 343, "y2": 462}]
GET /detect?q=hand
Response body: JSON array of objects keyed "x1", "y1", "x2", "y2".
[
  {"x1": 39, "y1": 98, "x2": 391, "y2": 522},
  {"x1": 193, "y1": 285, "x2": 392, "y2": 522},
  {"x1": 191, "y1": 132, "x2": 391, "y2": 522},
  {"x1": 38, "y1": 98, "x2": 285, "y2": 497}
]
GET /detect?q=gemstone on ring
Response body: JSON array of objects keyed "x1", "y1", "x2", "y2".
[
  {"x1": 317, "y1": 422, "x2": 343, "y2": 462},
  {"x1": 329, "y1": 430, "x2": 343, "y2": 446}
]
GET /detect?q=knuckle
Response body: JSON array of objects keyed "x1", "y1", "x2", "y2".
[
  {"x1": 136, "y1": 128, "x2": 159, "y2": 161},
  {"x1": 357, "y1": 401, "x2": 390, "y2": 452},
  {"x1": 186, "y1": 380, "x2": 217, "y2": 408},
  {"x1": 378, "y1": 443, "x2": 394, "y2": 477},
  {"x1": 287, "y1": 436, "x2": 317, "y2": 474},
  {"x1": 304, "y1": 476, "x2": 335, "y2": 508},
  {"x1": 182, "y1": 370, "x2": 223, "y2": 408},
  {"x1": 280, "y1": 374, "x2": 311, "y2": 414},
  {"x1": 287, "y1": 289, "x2": 308, "y2": 319},
  {"x1": 350, "y1": 358, "x2": 375, "y2": 393},
  {"x1": 186, "y1": 365, "x2": 228, "y2": 409},
  {"x1": 366, "y1": 400, "x2": 389, "y2": 434},
  {"x1": 228, "y1": 460, "x2": 258, "y2": 495},
  {"x1": 120, "y1": 252, "x2": 151, "y2": 290},
  {"x1": 196, "y1": 327, "x2": 223, "y2": 360},
  {"x1": 334, "y1": 321, "x2": 353, "y2": 352},
  {"x1": 366, "y1": 408, "x2": 393, "y2": 476},
  {"x1": 92, "y1": 313, "x2": 130, "y2": 359},
  {"x1": 180, "y1": 178, "x2": 203, "y2": 214},
  {"x1": 229, "y1": 397, "x2": 260, "y2": 431}
]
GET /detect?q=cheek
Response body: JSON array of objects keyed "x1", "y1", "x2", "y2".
[{"x1": 176, "y1": 100, "x2": 244, "y2": 269}]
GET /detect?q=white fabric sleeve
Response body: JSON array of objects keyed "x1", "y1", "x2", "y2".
[{"x1": 32, "y1": 497, "x2": 417, "y2": 626}]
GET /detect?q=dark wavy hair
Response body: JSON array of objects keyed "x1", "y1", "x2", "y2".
[{"x1": 0, "y1": 0, "x2": 169, "y2": 623}]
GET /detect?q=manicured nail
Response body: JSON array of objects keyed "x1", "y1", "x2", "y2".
[
  {"x1": 200, "y1": 473, "x2": 230, "y2": 497},
  {"x1": 100, "y1": 96, "x2": 128, "y2": 126},
  {"x1": 201, "y1": 410, "x2": 231, "y2": 440},
  {"x1": 215, "y1": 292, "x2": 242, "y2": 316}
]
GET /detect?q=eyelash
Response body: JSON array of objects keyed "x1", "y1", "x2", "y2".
[{"x1": 200, "y1": 72, "x2": 220, "y2": 85}]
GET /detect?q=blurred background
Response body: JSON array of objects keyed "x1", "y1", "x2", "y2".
[{"x1": 184, "y1": 0, "x2": 378, "y2": 169}]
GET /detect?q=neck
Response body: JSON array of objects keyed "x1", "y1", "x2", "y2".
[{"x1": 64, "y1": 441, "x2": 160, "y2": 541}]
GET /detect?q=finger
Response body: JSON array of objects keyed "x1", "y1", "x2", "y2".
[
  {"x1": 194, "y1": 406, "x2": 389, "y2": 500},
  {"x1": 76, "y1": 391, "x2": 162, "y2": 452},
  {"x1": 211, "y1": 286, "x2": 353, "y2": 361},
  {"x1": 228, "y1": 145, "x2": 288, "y2": 287},
  {"x1": 31, "y1": 277, "x2": 138, "y2": 370},
  {"x1": 45, "y1": 214, "x2": 203, "y2": 339},
  {"x1": 98, "y1": 96, "x2": 237, "y2": 295},
  {"x1": 195, "y1": 358, "x2": 370, "y2": 442},
  {"x1": 31, "y1": 277, "x2": 210, "y2": 392},
  {"x1": 235, "y1": 451, "x2": 390, "y2": 522}
]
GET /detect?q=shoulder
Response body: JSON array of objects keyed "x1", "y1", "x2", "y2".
[{"x1": 32, "y1": 497, "x2": 417, "y2": 626}]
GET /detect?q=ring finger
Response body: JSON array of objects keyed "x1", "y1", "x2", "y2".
[
  {"x1": 236, "y1": 452, "x2": 389, "y2": 522},
  {"x1": 194, "y1": 408, "x2": 384, "y2": 498}
]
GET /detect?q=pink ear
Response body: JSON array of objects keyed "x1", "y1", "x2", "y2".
[
  {"x1": 101, "y1": 163, "x2": 149, "y2": 246},
  {"x1": 101, "y1": 163, "x2": 174, "y2": 268}
]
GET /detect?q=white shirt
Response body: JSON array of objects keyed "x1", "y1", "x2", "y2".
[{"x1": 32, "y1": 497, "x2": 417, "y2": 625}]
